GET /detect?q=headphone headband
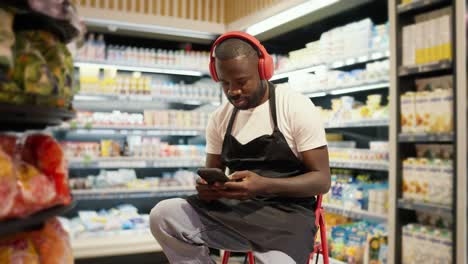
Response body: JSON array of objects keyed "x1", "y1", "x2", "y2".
[
  {"x1": 210, "y1": 31, "x2": 269, "y2": 60},
  {"x1": 209, "y1": 31, "x2": 274, "y2": 82}
]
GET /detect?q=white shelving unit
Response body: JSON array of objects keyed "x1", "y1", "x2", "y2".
[
  {"x1": 329, "y1": 161, "x2": 389, "y2": 171},
  {"x1": 68, "y1": 157, "x2": 204, "y2": 169},
  {"x1": 55, "y1": 126, "x2": 205, "y2": 136},
  {"x1": 74, "y1": 60, "x2": 209, "y2": 77},
  {"x1": 324, "y1": 119, "x2": 389, "y2": 129},
  {"x1": 72, "y1": 231, "x2": 161, "y2": 259},
  {"x1": 323, "y1": 203, "x2": 388, "y2": 222},
  {"x1": 302, "y1": 82, "x2": 389, "y2": 98},
  {"x1": 73, "y1": 93, "x2": 220, "y2": 112},
  {"x1": 271, "y1": 50, "x2": 390, "y2": 81},
  {"x1": 72, "y1": 187, "x2": 196, "y2": 200}
]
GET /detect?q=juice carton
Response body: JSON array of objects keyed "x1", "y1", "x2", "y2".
[
  {"x1": 438, "y1": 15, "x2": 452, "y2": 61},
  {"x1": 400, "y1": 92, "x2": 416, "y2": 133},
  {"x1": 414, "y1": 91, "x2": 431, "y2": 133},
  {"x1": 402, "y1": 158, "x2": 416, "y2": 200}
]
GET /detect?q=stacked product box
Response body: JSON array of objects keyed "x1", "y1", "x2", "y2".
[
  {"x1": 402, "y1": 144, "x2": 453, "y2": 206},
  {"x1": 402, "y1": 224, "x2": 452, "y2": 264},
  {"x1": 278, "y1": 19, "x2": 388, "y2": 72},
  {"x1": 402, "y1": 7, "x2": 452, "y2": 66},
  {"x1": 400, "y1": 76, "x2": 453, "y2": 134}
]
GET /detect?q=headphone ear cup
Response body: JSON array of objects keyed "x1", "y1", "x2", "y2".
[
  {"x1": 263, "y1": 53, "x2": 274, "y2": 80},
  {"x1": 257, "y1": 57, "x2": 266, "y2": 80},
  {"x1": 209, "y1": 59, "x2": 219, "y2": 82}
]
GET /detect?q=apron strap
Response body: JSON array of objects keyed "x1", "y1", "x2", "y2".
[
  {"x1": 267, "y1": 82, "x2": 279, "y2": 130},
  {"x1": 225, "y1": 107, "x2": 238, "y2": 140}
]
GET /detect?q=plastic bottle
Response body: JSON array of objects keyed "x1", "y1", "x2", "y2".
[
  {"x1": 86, "y1": 33, "x2": 96, "y2": 61},
  {"x1": 96, "y1": 34, "x2": 106, "y2": 61}
]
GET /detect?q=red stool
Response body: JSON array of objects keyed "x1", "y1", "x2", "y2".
[{"x1": 221, "y1": 195, "x2": 329, "y2": 264}]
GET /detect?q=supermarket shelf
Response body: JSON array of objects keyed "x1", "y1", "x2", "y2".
[
  {"x1": 329, "y1": 50, "x2": 389, "y2": 69},
  {"x1": 271, "y1": 64, "x2": 326, "y2": 81},
  {"x1": 0, "y1": 203, "x2": 75, "y2": 237},
  {"x1": 398, "y1": 199, "x2": 452, "y2": 214},
  {"x1": 329, "y1": 161, "x2": 389, "y2": 171},
  {"x1": 398, "y1": 60, "x2": 452, "y2": 76},
  {"x1": 74, "y1": 93, "x2": 220, "y2": 111},
  {"x1": 0, "y1": 103, "x2": 75, "y2": 131},
  {"x1": 323, "y1": 203, "x2": 387, "y2": 222},
  {"x1": 72, "y1": 187, "x2": 196, "y2": 200},
  {"x1": 54, "y1": 126, "x2": 205, "y2": 136},
  {"x1": 271, "y1": 50, "x2": 389, "y2": 81},
  {"x1": 303, "y1": 82, "x2": 389, "y2": 98},
  {"x1": 72, "y1": 231, "x2": 162, "y2": 259},
  {"x1": 397, "y1": 0, "x2": 451, "y2": 15},
  {"x1": 398, "y1": 132, "x2": 454, "y2": 143},
  {"x1": 74, "y1": 61, "x2": 208, "y2": 77},
  {"x1": 325, "y1": 119, "x2": 389, "y2": 129},
  {"x1": 68, "y1": 157, "x2": 204, "y2": 169}
]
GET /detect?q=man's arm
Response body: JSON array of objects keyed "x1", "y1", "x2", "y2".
[
  {"x1": 262, "y1": 145, "x2": 330, "y2": 197},
  {"x1": 221, "y1": 146, "x2": 330, "y2": 199}
]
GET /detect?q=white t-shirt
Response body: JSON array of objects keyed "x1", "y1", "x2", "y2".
[{"x1": 206, "y1": 85, "x2": 327, "y2": 159}]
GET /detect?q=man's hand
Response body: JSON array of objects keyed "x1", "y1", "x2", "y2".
[
  {"x1": 196, "y1": 177, "x2": 223, "y2": 202},
  {"x1": 218, "y1": 171, "x2": 269, "y2": 200}
]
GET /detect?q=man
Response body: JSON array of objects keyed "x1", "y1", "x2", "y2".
[{"x1": 150, "y1": 32, "x2": 330, "y2": 264}]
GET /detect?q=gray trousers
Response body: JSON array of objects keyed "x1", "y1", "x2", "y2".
[{"x1": 149, "y1": 198, "x2": 296, "y2": 264}]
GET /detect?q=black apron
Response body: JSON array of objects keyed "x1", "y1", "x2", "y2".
[{"x1": 187, "y1": 83, "x2": 317, "y2": 264}]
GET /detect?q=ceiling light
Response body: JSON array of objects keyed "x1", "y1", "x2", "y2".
[{"x1": 246, "y1": 0, "x2": 340, "y2": 36}]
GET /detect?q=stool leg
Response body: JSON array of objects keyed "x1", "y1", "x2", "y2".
[
  {"x1": 319, "y1": 214, "x2": 329, "y2": 264},
  {"x1": 222, "y1": 251, "x2": 231, "y2": 264},
  {"x1": 247, "y1": 252, "x2": 255, "y2": 264}
]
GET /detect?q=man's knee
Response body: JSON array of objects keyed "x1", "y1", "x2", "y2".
[{"x1": 149, "y1": 198, "x2": 188, "y2": 236}]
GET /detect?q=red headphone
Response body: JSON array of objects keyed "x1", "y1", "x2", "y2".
[{"x1": 209, "y1": 31, "x2": 274, "y2": 82}]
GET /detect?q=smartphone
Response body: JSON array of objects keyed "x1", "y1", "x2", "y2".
[{"x1": 196, "y1": 168, "x2": 230, "y2": 185}]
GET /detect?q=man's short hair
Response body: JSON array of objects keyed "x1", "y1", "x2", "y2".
[{"x1": 214, "y1": 38, "x2": 259, "y2": 60}]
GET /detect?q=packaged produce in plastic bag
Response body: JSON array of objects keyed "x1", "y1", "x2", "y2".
[
  {"x1": 0, "y1": 148, "x2": 17, "y2": 220},
  {"x1": 9, "y1": 161, "x2": 57, "y2": 218},
  {"x1": 31, "y1": 218, "x2": 73, "y2": 264},
  {"x1": 0, "y1": 8, "x2": 15, "y2": 68},
  {"x1": 13, "y1": 32, "x2": 57, "y2": 97},
  {"x1": 21, "y1": 134, "x2": 71, "y2": 205},
  {"x1": 0, "y1": 234, "x2": 40, "y2": 264}
]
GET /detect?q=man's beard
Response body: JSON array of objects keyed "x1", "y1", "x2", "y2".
[{"x1": 229, "y1": 81, "x2": 266, "y2": 110}]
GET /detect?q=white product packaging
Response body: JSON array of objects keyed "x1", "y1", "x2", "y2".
[
  {"x1": 416, "y1": 158, "x2": 430, "y2": 202},
  {"x1": 402, "y1": 158, "x2": 416, "y2": 200},
  {"x1": 414, "y1": 22, "x2": 425, "y2": 65},
  {"x1": 402, "y1": 25, "x2": 415, "y2": 66},
  {"x1": 441, "y1": 160, "x2": 453, "y2": 206},
  {"x1": 400, "y1": 92, "x2": 416, "y2": 133},
  {"x1": 441, "y1": 88, "x2": 454, "y2": 132},
  {"x1": 414, "y1": 91, "x2": 431, "y2": 133},
  {"x1": 402, "y1": 225, "x2": 416, "y2": 264},
  {"x1": 428, "y1": 159, "x2": 443, "y2": 204},
  {"x1": 427, "y1": 18, "x2": 438, "y2": 63},
  {"x1": 438, "y1": 15, "x2": 452, "y2": 61}
]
